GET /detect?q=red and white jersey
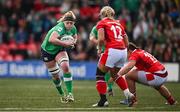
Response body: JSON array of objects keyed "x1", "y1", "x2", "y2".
[
  {"x1": 129, "y1": 49, "x2": 164, "y2": 73},
  {"x1": 96, "y1": 18, "x2": 127, "y2": 49}
]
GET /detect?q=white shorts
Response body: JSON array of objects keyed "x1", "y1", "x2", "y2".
[
  {"x1": 99, "y1": 48, "x2": 127, "y2": 68},
  {"x1": 137, "y1": 69, "x2": 167, "y2": 86}
]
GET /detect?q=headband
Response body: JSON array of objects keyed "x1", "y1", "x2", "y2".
[{"x1": 63, "y1": 16, "x2": 76, "y2": 22}]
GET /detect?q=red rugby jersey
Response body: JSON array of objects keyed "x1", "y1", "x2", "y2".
[
  {"x1": 129, "y1": 49, "x2": 164, "y2": 73},
  {"x1": 96, "y1": 18, "x2": 127, "y2": 49}
]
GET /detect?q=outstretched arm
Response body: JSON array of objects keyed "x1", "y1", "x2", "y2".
[{"x1": 118, "y1": 60, "x2": 136, "y2": 76}]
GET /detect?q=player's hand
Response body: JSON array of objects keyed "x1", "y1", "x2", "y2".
[
  {"x1": 64, "y1": 41, "x2": 75, "y2": 48},
  {"x1": 73, "y1": 39, "x2": 77, "y2": 45}
]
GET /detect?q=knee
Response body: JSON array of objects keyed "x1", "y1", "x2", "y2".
[
  {"x1": 60, "y1": 61, "x2": 70, "y2": 73},
  {"x1": 96, "y1": 67, "x2": 106, "y2": 81},
  {"x1": 48, "y1": 65, "x2": 60, "y2": 78},
  {"x1": 154, "y1": 85, "x2": 163, "y2": 90}
]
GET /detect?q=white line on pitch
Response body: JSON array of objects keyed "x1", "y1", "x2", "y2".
[{"x1": 0, "y1": 106, "x2": 166, "y2": 111}]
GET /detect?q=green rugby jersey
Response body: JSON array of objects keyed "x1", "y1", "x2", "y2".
[
  {"x1": 90, "y1": 26, "x2": 105, "y2": 52},
  {"x1": 41, "y1": 22, "x2": 77, "y2": 54}
]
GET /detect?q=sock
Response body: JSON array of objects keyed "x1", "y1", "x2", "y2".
[
  {"x1": 96, "y1": 81, "x2": 107, "y2": 101},
  {"x1": 167, "y1": 95, "x2": 175, "y2": 105},
  {"x1": 115, "y1": 76, "x2": 131, "y2": 99},
  {"x1": 105, "y1": 72, "x2": 113, "y2": 90},
  {"x1": 132, "y1": 92, "x2": 137, "y2": 101},
  {"x1": 63, "y1": 73, "x2": 72, "y2": 94},
  {"x1": 96, "y1": 81, "x2": 107, "y2": 94},
  {"x1": 53, "y1": 79, "x2": 64, "y2": 96},
  {"x1": 115, "y1": 76, "x2": 128, "y2": 90}
]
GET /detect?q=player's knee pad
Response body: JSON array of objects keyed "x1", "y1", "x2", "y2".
[
  {"x1": 96, "y1": 67, "x2": 105, "y2": 81},
  {"x1": 48, "y1": 64, "x2": 60, "y2": 76}
]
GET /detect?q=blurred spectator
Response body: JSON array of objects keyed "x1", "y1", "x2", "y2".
[{"x1": 0, "y1": 0, "x2": 179, "y2": 62}]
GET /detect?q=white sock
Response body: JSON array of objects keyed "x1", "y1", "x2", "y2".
[{"x1": 123, "y1": 89, "x2": 132, "y2": 99}]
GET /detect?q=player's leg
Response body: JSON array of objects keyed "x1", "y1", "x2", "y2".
[
  {"x1": 134, "y1": 69, "x2": 176, "y2": 105},
  {"x1": 105, "y1": 72, "x2": 114, "y2": 96},
  {"x1": 143, "y1": 70, "x2": 176, "y2": 104},
  {"x1": 126, "y1": 69, "x2": 138, "y2": 97},
  {"x1": 120, "y1": 69, "x2": 138, "y2": 105},
  {"x1": 41, "y1": 48, "x2": 66, "y2": 103},
  {"x1": 112, "y1": 49, "x2": 135, "y2": 106},
  {"x1": 112, "y1": 68, "x2": 135, "y2": 106},
  {"x1": 154, "y1": 85, "x2": 177, "y2": 105},
  {"x1": 93, "y1": 51, "x2": 110, "y2": 107},
  {"x1": 151, "y1": 70, "x2": 176, "y2": 105},
  {"x1": 45, "y1": 61, "x2": 67, "y2": 103},
  {"x1": 92, "y1": 63, "x2": 109, "y2": 107},
  {"x1": 56, "y1": 51, "x2": 74, "y2": 102}
]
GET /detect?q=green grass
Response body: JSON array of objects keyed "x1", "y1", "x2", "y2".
[{"x1": 0, "y1": 78, "x2": 179, "y2": 111}]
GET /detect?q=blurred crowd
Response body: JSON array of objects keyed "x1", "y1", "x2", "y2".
[{"x1": 0, "y1": 0, "x2": 180, "y2": 62}]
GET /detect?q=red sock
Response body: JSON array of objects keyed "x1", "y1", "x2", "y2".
[
  {"x1": 115, "y1": 76, "x2": 128, "y2": 90},
  {"x1": 167, "y1": 95, "x2": 175, "y2": 105},
  {"x1": 96, "y1": 81, "x2": 107, "y2": 94}
]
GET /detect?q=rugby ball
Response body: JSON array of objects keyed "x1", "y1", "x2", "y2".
[{"x1": 60, "y1": 35, "x2": 74, "y2": 43}]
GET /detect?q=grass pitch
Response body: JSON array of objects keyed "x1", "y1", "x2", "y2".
[{"x1": 0, "y1": 78, "x2": 179, "y2": 111}]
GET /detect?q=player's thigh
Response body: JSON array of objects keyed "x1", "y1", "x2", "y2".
[
  {"x1": 55, "y1": 51, "x2": 70, "y2": 72},
  {"x1": 45, "y1": 60, "x2": 57, "y2": 68},
  {"x1": 115, "y1": 49, "x2": 127, "y2": 68},
  {"x1": 99, "y1": 48, "x2": 127, "y2": 68},
  {"x1": 137, "y1": 71, "x2": 167, "y2": 86},
  {"x1": 148, "y1": 75, "x2": 167, "y2": 86},
  {"x1": 109, "y1": 67, "x2": 120, "y2": 78},
  {"x1": 136, "y1": 71, "x2": 150, "y2": 85},
  {"x1": 126, "y1": 69, "x2": 139, "y2": 81},
  {"x1": 45, "y1": 60, "x2": 60, "y2": 78},
  {"x1": 98, "y1": 62, "x2": 110, "y2": 73},
  {"x1": 55, "y1": 51, "x2": 69, "y2": 64}
]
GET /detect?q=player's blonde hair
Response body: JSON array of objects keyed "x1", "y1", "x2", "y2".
[
  {"x1": 57, "y1": 11, "x2": 76, "y2": 22},
  {"x1": 100, "y1": 6, "x2": 115, "y2": 19}
]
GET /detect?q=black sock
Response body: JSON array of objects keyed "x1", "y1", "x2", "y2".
[{"x1": 98, "y1": 94, "x2": 107, "y2": 106}]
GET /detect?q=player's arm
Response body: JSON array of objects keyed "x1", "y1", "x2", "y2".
[
  {"x1": 72, "y1": 26, "x2": 78, "y2": 44},
  {"x1": 123, "y1": 35, "x2": 129, "y2": 48},
  {"x1": 117, "y1": 60, "x2": 136, "y2": 76},
  {"x1": 49, "y1": 31, "x2": 74, "y2": 47},
  {"x1": 89, "y1": 33, "x2": 98, "y2": 45},
  {"x1": 89, "y1": 26, "x2": 98, "y2": 45},
  {"x1": 97, "y1": 28, "x2": 105, "y2": 55},
  {"x1": 73, "y1": 34, "x2": 78, "y2": 44}
]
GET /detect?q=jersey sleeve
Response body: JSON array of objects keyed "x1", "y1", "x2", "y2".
[
  {"x1": 53, "y1": 25, "x2": 64, "y2": 36},
  {"x1": 129, "y1": 52, "x2": 139, "y2": 61},
  {"x1": 96, "y1": 20, "x2": 104, "y2": 30},
  {"x1": 90, "y1": 26, "x2": 98, "y2": 39}
]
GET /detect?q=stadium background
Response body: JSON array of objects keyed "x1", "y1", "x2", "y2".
[{"x1": 0, "y1": 0, "x2": 180, "y2": 111}]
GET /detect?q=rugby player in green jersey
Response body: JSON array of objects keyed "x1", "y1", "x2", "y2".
[
  {"x1": 41, "y1": 11, "x2": 77, "y2": 103},
  {"x1": 89, "y1": 26, "x2": 114, "y2": 96}
]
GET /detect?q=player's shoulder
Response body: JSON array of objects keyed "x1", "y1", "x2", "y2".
[
  {"x1": 53, "y1": 22, "x2": 65, "y2": 31},
  {"x1": 97, "y1": 18, "x2": 108, "y2": 24},
  {"x1": 92, "y1": 25, "x2": 97, "y2": 31},
  {"x1": 131, "y1": 49, "x2": 142, "y2": 56}
]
